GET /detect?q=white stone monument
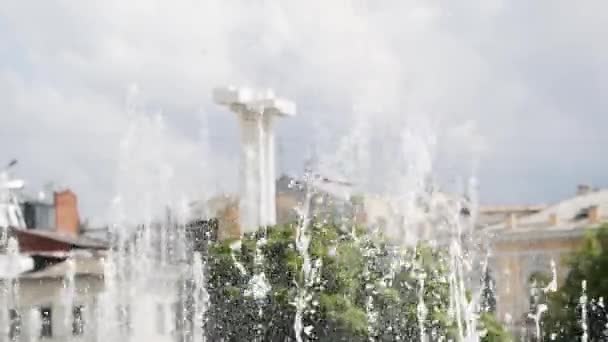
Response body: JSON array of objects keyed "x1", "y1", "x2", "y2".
[{"x1": 213, "y1": 87, "x2": 296, "y2": 233}]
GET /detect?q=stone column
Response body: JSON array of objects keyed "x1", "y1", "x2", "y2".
[
  {"x1": 213, "y1": 87, "x2": 295, "y2": 233},
  {"x1": 263, "y1": 114, "x2": 277, "y2": 226},
  {"x1": 236, "y1": 109, "x2": 263, "y2": 231}
]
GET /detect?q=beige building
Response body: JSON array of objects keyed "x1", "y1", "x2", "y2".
[
  {"x1": 478, "y1": 204, "x2": 546, "y2": 227},
  {"x1": 1, "y1": 252, "x2": 185, "y2": 342},
  {"x1": 199, "y1": 174, "x2": 359, "y2": 239},
  {"x1": 484, "y1": 186, "x2": 608, "y2": 336},
  {"x1": 0, "y1": 251, "x2": 106, "y2": 341}
]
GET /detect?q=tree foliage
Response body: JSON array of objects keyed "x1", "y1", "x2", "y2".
[
  {"x1": 479, "y1": 313, "x2": 512, "y2": 342},
  {"x1": 199, "y1": 222, "x2": 507, "y2": 341},
  {"x1": 542, "y1": 225, "x2": 608, "y2": 341},
  {"x1": 480, "y1": 267, "x2": 497, "y2": 314}
]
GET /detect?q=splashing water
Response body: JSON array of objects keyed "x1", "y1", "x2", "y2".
[
  {"x1": 0, "y1": 103, "x2": 539, "y2": 342},
  {"x1": 61, "y1": 258, "x2": 76, "y2": 341},
  {"x1": 229, "y1": 240, "x2": 248, "y2": 276},
  {"x1": 3, "y1": 69, "x2": 594, "y2": 342},
  {"x1": 192, "y1": 252, "x2": 209, "y2": 342},
  {"x1": 293, "y1": 170, "x2": 315, "y2": 342},
  {"x1": 545, "y1": 260, "x2": 558, "y2": 293},
  {"x1": 581, "y1": 280, "x2": 588, "y2": 342},
  {"x1": 363, "y1": 231, "x2": 380, "y2": 341},
  {"x1": 416, "y1": 276, "x2": 428, "y2": 342},
  {"x1": 0, "y1": 46, "x2": 583, "y2": 342},
  {"x1": 245, "y1": 230, "x2": 271, "y2": 302},
  {"x1": 26, "y1": 308, "x2": 40, "y2": 342}
]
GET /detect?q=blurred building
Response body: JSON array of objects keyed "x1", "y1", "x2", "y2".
[
  {"x1": 20, "y1": 189, "x2": 81, "y2": 236},
  {"x1": 199, "y1": 174, "x2": 436, "y2": 240},
  {"x1": 0, "y1": 171, "x2": 108, "y2": 341},
  {"x1": 485, "y1": 185, "x2": 608, "y2": 338},
  {"x1": 0, "y1": 229, "x2": 107, "y2": 341},
  {"x1": 477, "y1": 205, "x2": 546, "y2": 228},
  {"x1": 190, "y1": 195, "x2": 240, "y2": 240},
  {"x1": 22, "y1": 200, "x2": 55, "y2": 231},
  {"x1": 275, "y1": 174, "x2": 354, "y2": 227},
  {"x1": 197, "y1": 174, "x2": 361, "y2": 239}
]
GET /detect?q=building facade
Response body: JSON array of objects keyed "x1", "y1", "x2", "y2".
[{"x1": 485, "y1": 186, "x2": 608, "y2": 338}]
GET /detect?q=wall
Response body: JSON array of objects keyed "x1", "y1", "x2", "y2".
[
  {"x1": 490, "y1": 235, "x2": 583, "y2": 333},
  {"x1": 276, "y1": 193, "x2": 299, "y2": 225},
  {"x1": 1, "y1": 273, "x2": 180, "y2": 341},
  {"x1": 1, "y1": 275, "x2": 103, "y2": 342}
]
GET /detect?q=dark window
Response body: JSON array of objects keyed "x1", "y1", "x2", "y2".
[
  {"x1": 23, "y1": 202, "x2": 36, "y2": 229},
  {"x1": 575, "y1": 207, "x2": 591, "y2": 220},
  {"x1": 40, "y1": 307, "x2": 52, "y2": 338},
  {"x1": 9, "y1": 309, "x2": 21, "y2": 341},
  {"x1": 22, "y1": 202, "x2": 55, "y2": 230},
  {"x1": 72, "y1": 306, "x2": 84, "y2": 336}
]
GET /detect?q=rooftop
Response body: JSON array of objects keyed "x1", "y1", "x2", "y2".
[
  {"x1": 12, "y1": 227, "x2": 108, "y2": 252},
  {"x1": 486, "y1": 187, "x2": 608, "y2": 240}
]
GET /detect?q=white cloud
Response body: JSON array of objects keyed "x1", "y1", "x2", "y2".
[{"x1": 1, "y1": 0, "x2": 607, "y2": 222}]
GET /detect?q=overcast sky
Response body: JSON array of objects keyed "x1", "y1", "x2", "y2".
[{"x1": 1, "y1": 1, "x2": 607, "y2": 224}]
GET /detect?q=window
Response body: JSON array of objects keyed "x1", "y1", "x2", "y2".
[
  {"x1": 72, "y1": 306, "x2": 84, "y2": 336},
  {"x1": 9, "y1": 309, "x2": 21, "y2": 341},
  {"x1": 40, "y1": 307, "x2": 52, "y2": 338}
]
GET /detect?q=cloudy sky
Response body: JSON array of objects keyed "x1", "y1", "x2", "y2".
[{"x1": 1, "y1": 1, "x2": 606, "y2": 224}]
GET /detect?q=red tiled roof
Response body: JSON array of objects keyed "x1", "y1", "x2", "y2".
[{"x1": 11, "y1": 228, "x2": 108, "y2": 253}]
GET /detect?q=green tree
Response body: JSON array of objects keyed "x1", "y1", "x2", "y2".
[
  {"x1": 480, "y1": 267, "x2": 497, "y2": 314},
  {"x1": 479, "y1": 313, "x2": 512, "y2": 342},
  {"x1": 478, "y1": 266, "x2": 512, "y2": 342},
  {"x1": 201, "y1": 222, "x2": 508, "y2": 341},
  {"x1": 542, "y1": 224, "x2": 608, "y2": 341},
  {"x1": 523, "y1": 271, "x2": 551, "y2": 341}
]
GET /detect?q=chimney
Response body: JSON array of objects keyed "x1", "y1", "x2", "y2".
[
  {"x1": 54, "y1": 190, "x2": 80, "y2": 236},
  {"x1": 588, "y1": 205, "x2": 600, "y2": 224},
  {"x1": 506, "y1": 213, "x2": 517, "y2": 229},
  {"x1": 548, "y1": 213, "x2": 559, "y2": 226},
  {"x1": 577, "y1": 184, "x2": 591, "y2": 196}
]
